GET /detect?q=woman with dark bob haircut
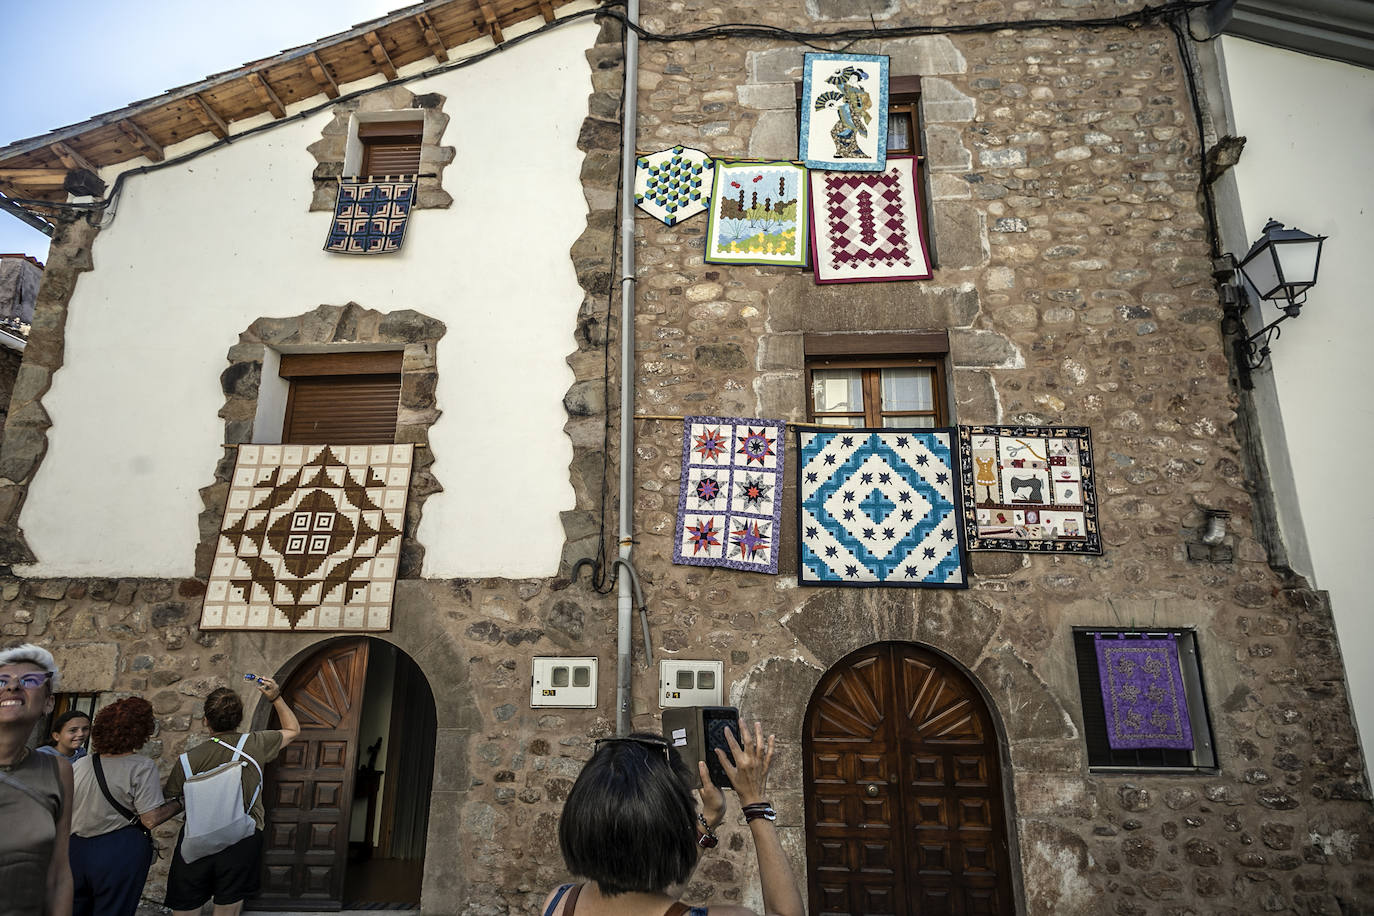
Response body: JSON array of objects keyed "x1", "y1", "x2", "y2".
[
  {"x1": 543, "y1": 721, "x2": 803, "y2": 916},
  {"x1": 69, "y1": 698, "x2": 181, "y2": 916}
]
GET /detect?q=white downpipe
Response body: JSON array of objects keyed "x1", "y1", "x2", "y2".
[{"x1": 616, "y1": 0, "x2": 640, "y2": 736}]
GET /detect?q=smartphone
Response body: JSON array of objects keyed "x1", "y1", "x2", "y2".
[
  {"x1": 702, "y1": 707, "x2": 740, "y2": 791},
  {"x1": 243, "y1": 673, "x2": 265, "y2": 683}
]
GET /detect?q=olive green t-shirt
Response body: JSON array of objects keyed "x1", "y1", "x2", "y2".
[{"x1": 164, "y1": 731, "x2": 284, "y2": 830}]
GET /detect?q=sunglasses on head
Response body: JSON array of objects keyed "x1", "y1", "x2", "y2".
[
  {"x1": 594, "y1": 736, "x2": 673, "y2": 762},
  {"x1": 0, "y1": 672, "x2": 53, "y2": 690}
]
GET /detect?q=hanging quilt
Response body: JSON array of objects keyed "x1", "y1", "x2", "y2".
[
  {"x1": 635, "y1": 146, "x2": 714, "y2": 226},
  {"x1": 809, "y1": 155, "x2": 932, "y2": 283},
  {"x1": 958, "y1": 425, "x2": 1102, "y2": 554},
  {"x1": 673, "y1": 416, "x2": 785, "y2": 574},
  {"x1": 704, "y1": 160, "x2": 809, "y2": 268},
  {"x1": 798, "y1": 429, "x2": 967, "y2": 587},
  {"x1": 1095, "y1": 635, "x2": 1194, "y2": 750},
  {"x1": 799, "y1": 52, "x2": 890, "y2": 172},
  {"x1": 324, "y1": 177, "x2": 416, "y2": 254},
  {"x1": 200, "y1": 443, "x2": 413, "y2": 631}
]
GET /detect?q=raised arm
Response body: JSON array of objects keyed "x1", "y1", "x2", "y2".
[
  {"x1": 256, "y1": 677, "x2": 300, "y2": 746},
  {"x1": 717, "y1": 722, "x2": 804, "y2": 916}
]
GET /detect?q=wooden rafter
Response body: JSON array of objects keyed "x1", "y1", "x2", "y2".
[
  {"x1": 306, "y1": 52, "x2": 340, "y2": 99},
  {"x1": 479, "y1": 3, "x2": 505, "y2": 44},
  {"x1": 49, "y1": 142, "x2": 97, "y2": 174},
  {"x1": 415, "y1": 13, "x2": 449, "y2": 63},
  {"x1": 189, "y1": 94, "x2": 230, "y2": 140},
  {"x1": 116, "y1": 119, "x2": 164, "y2": 162},
  {"x1": 246, "y1": 73, "x2": 287, "y2": 119},
  {"x1": 538, "y1": 0, "x2": 556, "y2": 23},
  {"x1": 0, "y1": 168, "x2": 70, "y2": 189},
  {"x1": 364, "y1": 31, "x2": 399, "y2": 81}
]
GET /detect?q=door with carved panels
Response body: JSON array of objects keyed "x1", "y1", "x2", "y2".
[
  {"x1": 804, "y1": 642, "x2": 1015, "y2": 915},
  {"x1": 256, "y1": 638, "x2": 369, "y2": 910}
]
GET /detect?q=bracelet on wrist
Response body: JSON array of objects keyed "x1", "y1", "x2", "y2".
[
  {"x1": 696, "y1": 813, "x2": 719, "y2": 849},
  {"x1": 742, "y1": 801, "x2": 776, "y2": 823}
]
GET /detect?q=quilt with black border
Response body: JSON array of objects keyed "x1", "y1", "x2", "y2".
[{"x1": 324, "y1": 177, "x2": 416, "y2": 254}]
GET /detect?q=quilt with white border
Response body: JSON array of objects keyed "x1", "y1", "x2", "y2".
[
  {"x1": 200, "y1": 443, "x2": 413, "y2": 631},
  {"x1": 634, "y1": 146, "x2": 714, "y2": 226},
  {"x1": 958, "y1": 425, "x2": 1102, "y2": 554},
  {"x1": 673, "y1": 417, "x2": 785, "y2": 574},
  {"x1": 809, "y1": 155, "x2": 932, "y2": 283},
  {"x1": 799, "y1": 429, "x2": 967, "y2": 587},
  {"x1": 324, "y1": 177, "x2": 416, "y2": 254}
]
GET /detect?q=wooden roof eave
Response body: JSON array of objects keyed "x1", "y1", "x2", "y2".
[{"x1": 0, "y1": 0, "x2": 589, "y2": 185}]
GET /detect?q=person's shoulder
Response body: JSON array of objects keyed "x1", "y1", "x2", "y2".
[
  {"x1": 35, "y1": 744, "x2": 59, "y2": 756},
  {"x1": 699, "y1": 906, "x2": 757, "y2": 916}
]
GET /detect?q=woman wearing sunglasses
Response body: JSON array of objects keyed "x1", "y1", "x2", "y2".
[
  {"x1": 0, "y1": 644, "x2": 75, "y2": 916},
  {"x1": 543, "y1": 721, "x2": 803, "y2": 916}
]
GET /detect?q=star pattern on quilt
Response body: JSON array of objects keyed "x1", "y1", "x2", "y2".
[
  {"x1": 675, "y1": 416, "x2": 785, "y2": 574},
  {"x1": 799, "y1": 430, "x2": 966, "y2": 587},
  {"x1": 201, "y1": 444, "x2": 413, "y2": 631},
  {"x1": 324, "y1": 178, "x2": 416, "y2": 254},
  {"x1": 634, "y1": 146, "x2": 714, "y2": 226}
]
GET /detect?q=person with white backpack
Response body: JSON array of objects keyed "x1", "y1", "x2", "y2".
[{"x1": 162, "y1": 678, "x2": 299, "y2": 916}]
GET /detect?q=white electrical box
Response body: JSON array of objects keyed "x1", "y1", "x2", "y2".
[
  {"x1": 531, "y1": 657, "x2": 598, "y2": 708},
  {"x1": 659, "y1": 660, "x2": 723, "y2": 708}
]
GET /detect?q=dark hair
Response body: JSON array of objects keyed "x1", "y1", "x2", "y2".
[
  {"x1": 90, "y1": 698, "x2": 155, "y2": 755},
  {"x1": 203, "y1": 687, "x2": 244, "y2": 733},
  {"x1": 48, "y1": 709, "x2": 91, "y2": 742},
  {"x1": 558, "y1": 733, "x2": 698, "y2": 896}
]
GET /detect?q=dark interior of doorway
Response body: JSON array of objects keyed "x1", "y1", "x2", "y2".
[{"x1": 343, "y1": 640, "x2": 437, "y2": 909}]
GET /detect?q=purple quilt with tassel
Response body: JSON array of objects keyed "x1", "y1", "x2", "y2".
[{"x1": 1095, "y1": 634, "x2": 1194, "y2": 750}]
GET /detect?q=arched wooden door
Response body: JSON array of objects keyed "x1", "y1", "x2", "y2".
[
  {"x1": 257, "y1": 638, "x2": 369, "y2": 910},
  {"x1": 804, "y1": 642, "x2": 1015, "y2": 915}
]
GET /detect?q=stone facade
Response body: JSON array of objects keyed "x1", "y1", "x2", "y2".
[{"x1": 2, "y1": 3, "x2": 1372, "y2": 916}]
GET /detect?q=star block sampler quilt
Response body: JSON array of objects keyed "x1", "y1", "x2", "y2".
[
  {"x1": 959, "y1": 425, "x2": 1102, "y2": 554},
  {"x1": 799, "y1": 52, "x2": 890, "y2": 172},
  {"x1": 634, "y1": 146, "x2": 714, "y2": 226},
  {"x1": 809, "y1": 155, "x2": 932, "y2": 283},
  {"x1": 798, "y1": 429, "x2": 967, "y2": 587},
  {"x1": 1095, "y1": 635, "x2": 1194, "y2": 750},
  {"x1": 674, "y1": 417, "x2": 785, "y2": 574},
  {"x1": 324, "y1": 177, "x2": 416, "y2": 254},
  {"x1": 201, "y1": 444, "x2": 413, "y2": 631},
  {"x1": 705, "y1": 160, "x2": 810, "y2": 268}
]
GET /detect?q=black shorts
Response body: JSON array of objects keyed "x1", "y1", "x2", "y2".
[{"x1": 164, "y1": 829, "x2": 264, "y2": 910}]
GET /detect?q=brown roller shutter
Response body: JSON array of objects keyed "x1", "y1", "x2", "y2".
[
  {"x1": 360, "y1": 121, "x2": 422, "y2": 178},
  {"x1": 282, "y1": 374, "x2": 401, "y2": 445}
]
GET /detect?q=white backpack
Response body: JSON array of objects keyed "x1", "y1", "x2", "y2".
[{"x1": 178, "y1": 734, "x2": 263, "y2": 863}]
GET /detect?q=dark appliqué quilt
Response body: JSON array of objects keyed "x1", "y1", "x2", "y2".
[
  {"x1": 673, "y1": 417, "x2": 785, "y2": 574},
  {"x1": 798, "y1": 429, "x2": 967, "y2": 587}
]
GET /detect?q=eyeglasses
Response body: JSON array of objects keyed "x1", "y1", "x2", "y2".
[
  {"x1": 594, "y1": 736, "x2": 673, "y2": 762},
  {"x1": 0, "y1": 672, "x2": 53, "y2": 690}
]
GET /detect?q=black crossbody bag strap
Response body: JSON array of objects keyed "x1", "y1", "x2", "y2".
[{"x1": 91, "y1": 754, "x2": 140, "y2": 824}]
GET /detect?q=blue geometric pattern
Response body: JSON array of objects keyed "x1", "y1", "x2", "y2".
[
  {"x1": 798, "y1": 429, "x2": 967, "y2": 587},
  {"x1": 634, "y1": 146, "x2": 714, "y2": 226},
  {"x1": 324, "y1": 177, "x2": 416, "y2": 255}
]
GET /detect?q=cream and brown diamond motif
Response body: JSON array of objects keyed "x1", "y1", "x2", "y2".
[{"x1": 201, "y1": 444, "x2": 413, "y2": 631}]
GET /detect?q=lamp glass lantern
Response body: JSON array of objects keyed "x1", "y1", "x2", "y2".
[{"x1": 1235, "y1": 218, "x2": 1326, "y2": 314}]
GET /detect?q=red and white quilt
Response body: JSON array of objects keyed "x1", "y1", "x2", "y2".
[{"x1": 809, "y1": 155, "x2": 932, "y2": 283}]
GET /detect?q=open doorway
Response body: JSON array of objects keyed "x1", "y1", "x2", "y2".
[{"x1": 256, "y1": 637, "x2": 436, "y2": 911}]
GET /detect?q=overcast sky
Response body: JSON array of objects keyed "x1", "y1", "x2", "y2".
[{"x1": 0, "y1": 0, "x2": 401, "y2": 260}]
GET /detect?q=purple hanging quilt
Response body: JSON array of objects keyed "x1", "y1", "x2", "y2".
[
  {"x1": 673, "y1": 416, "x2": 785, "y2": 574},
  {"x1": 1095, "y1": 635, "x2": 1194, "y2": 750}
]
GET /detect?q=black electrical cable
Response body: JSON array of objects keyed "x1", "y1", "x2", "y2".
[{"x1": 1168, "y1": 12, "x2": 1224, "y2": 260}]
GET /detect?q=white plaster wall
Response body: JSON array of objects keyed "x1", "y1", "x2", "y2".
[
  {"x1": 19, "y1": 17, "x2": 597, "y2": 579},
  {"x1": 1222, "y1": 37, "x2": 1374, "y2": 767}
]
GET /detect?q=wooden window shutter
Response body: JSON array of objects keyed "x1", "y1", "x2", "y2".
[
  {"x1": 280, "y1": 352, "x2": 401, "y2": 445},
  {"x1": 360, "y1": 121, "x2": 422, "y2": 177}
]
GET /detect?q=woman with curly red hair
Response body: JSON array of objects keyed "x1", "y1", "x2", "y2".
[{"x1": 69, "y1": 698, "x2": 181, "y2": 916}]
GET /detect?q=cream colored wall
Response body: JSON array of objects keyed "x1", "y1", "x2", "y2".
[
  {"x1": 18, "y1": 13, "x2": 597, "y2": 579},
  {"x1": 1221, "y1": 37, "x2": 1374, "y2": 769}
]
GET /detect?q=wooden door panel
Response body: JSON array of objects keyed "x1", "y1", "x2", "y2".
[
  {"x1": 805, "y1": 643, "x2": 1015, "y2": 915},
  {"x1": 256, "y1": 638, "x2": 369, "y2": 911}
]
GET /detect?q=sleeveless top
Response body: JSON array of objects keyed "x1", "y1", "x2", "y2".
[
  {"x1": 0, "y1": 751, "x2": 63, "y2": 916},
  {"x1": 543, "y1": 884, "x2": 709, "y2": 916}
]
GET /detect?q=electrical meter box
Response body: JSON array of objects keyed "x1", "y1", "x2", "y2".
[
  {"x1": 659, "y1": 660, "x2": 723, "y2": 707},
  {"x1": 531, "y1": 656, "x2": 598, "y2": 707}
]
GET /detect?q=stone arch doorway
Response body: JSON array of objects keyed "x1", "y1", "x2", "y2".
[
  {"x1": 803, "y1": 641, "x2": 1016, "y2": 915},
  {"x1": 252, "y1": 636, "x2": 437, "y2": 910}
]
